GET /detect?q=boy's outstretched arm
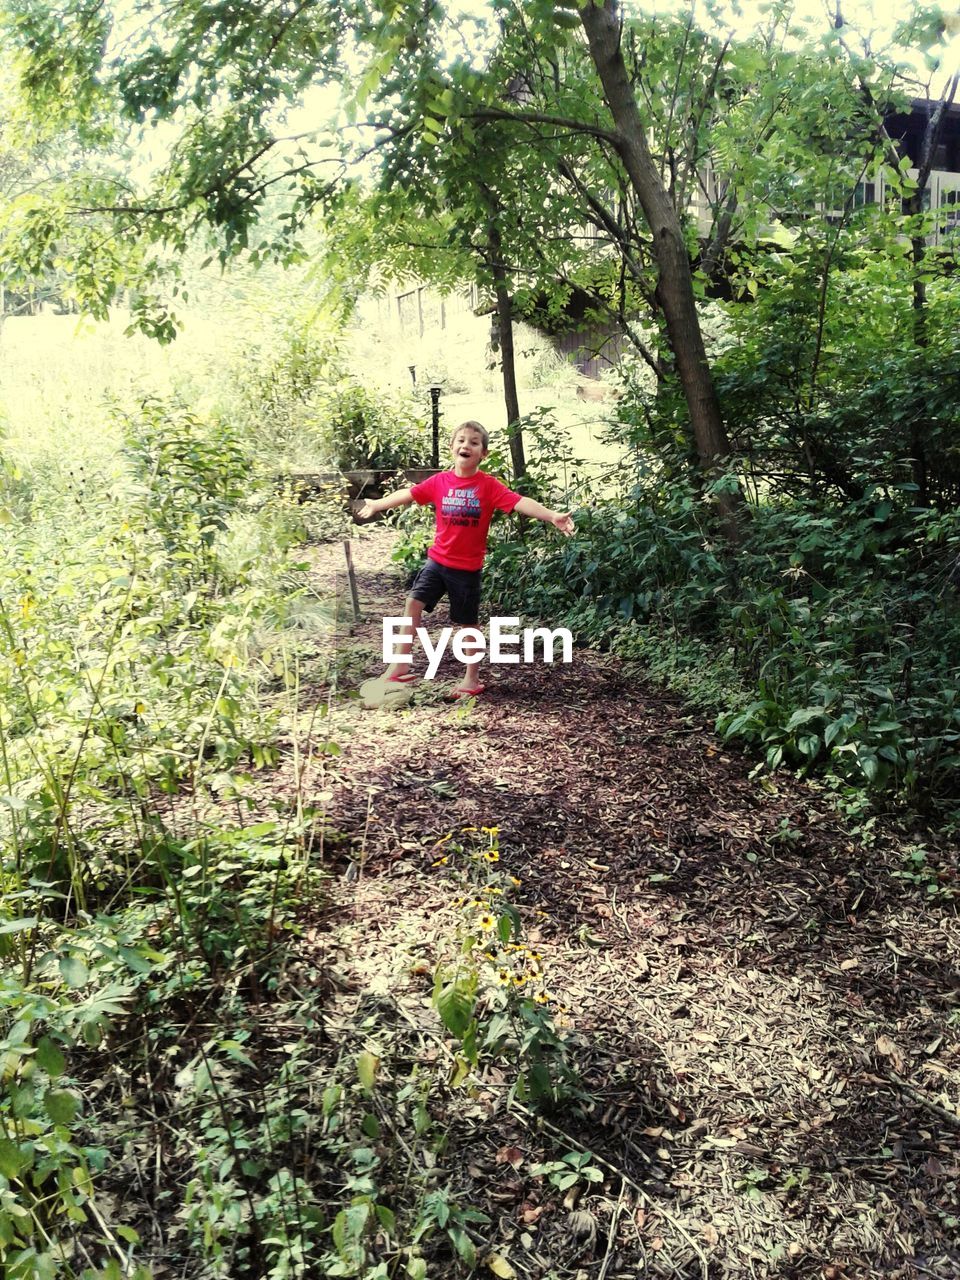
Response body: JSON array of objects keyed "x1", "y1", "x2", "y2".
[
  {"x1": 513, "y1": 496, "x2": 575, "y2": 536},
  {"x1": 357, "y1": 487, "x2": 414, "y2": 520}
]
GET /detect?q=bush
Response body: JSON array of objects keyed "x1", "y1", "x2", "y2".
[
  {"x1": 225, "y1": 323, "x2": 431, "y2": 472},
  {"x1": 475, "y1": 404, "x2": 960, "y2": 808}
]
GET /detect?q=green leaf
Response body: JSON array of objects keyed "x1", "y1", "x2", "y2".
[
  {"x1": 118, "y1": 945, "x2": 155, "y2": 974},
  {"x1": 450, "y1": 1226, "x2": 476, "y2": 1267},
  {"x1": 434, "y1": 972, "x2": 476, "y2": 1037},
  {"x1": 0, "y1": 1139, "x2": 29, "y2": 1180},
  {"x1": 35, "y1": 1037, "x2": 67, "y2": 1078},
  {"x1": 219, "y1": 1039, "x2": 256, "y2": 1068},
  {"x1": 784, "y1": 705, "x2": 824, "y2": 731},
  {"x1": 0, "y1": 916, "x2": 37, "y2": 935},
  {"x1": 859, "y1": 752, "x2": 879, "y2": 782},
  {"x1": 357, "y1": 1050, "x2": 379, "y2": 1093},
  {"x1": 59, "y1": 954, "x2": 89, "y2": 988},
  {"x1": 44, "y1": 1088, "x2": 80, "y2": 1126}
]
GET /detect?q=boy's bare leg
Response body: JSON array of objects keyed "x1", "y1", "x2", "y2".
[
  {"x1": 456, "y1": 628, "x2": 484, "y2": 692},
  {"x1": 385, "y1": 596, "x2": 423, "y2": 679}
]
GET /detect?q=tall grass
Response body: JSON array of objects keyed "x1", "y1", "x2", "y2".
[{"x1": 0, "y1": 295, "x2": 345, "y2": 1279}]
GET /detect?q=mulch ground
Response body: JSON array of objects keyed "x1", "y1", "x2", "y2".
[{"x1": 299, "y1": 527, "x2": 960, "y2": 1280}]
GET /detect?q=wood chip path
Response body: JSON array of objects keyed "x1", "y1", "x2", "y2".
[{"x1": 301, "y1": 528, "x2": 960, "y2": 1280}]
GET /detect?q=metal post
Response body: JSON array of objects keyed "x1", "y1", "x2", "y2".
[
  {"x1": 343, "y1": 540, "x2": 361, "y2": 623},
  {"x1": 429, "y1": 386, "x2": 442, "y2": 467}
]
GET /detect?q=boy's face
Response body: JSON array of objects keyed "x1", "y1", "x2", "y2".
[{"x1": 450, "y1": 428, "x2": 487, "y2": 475}]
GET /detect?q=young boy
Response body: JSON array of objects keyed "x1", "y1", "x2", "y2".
[{"x1": 358, "y1": 420, "x2": 574, "y2": 697}]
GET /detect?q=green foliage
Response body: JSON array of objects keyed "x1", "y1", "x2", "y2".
[
  {"x1": 122, "y1": 396, "x2": 250, "y2": 579},
  {"x1": 226, "y1": 322, "x2": 431, "y2": 473},
  {"x1": 428, "y1": 826, "x2": 578, "y2": 1108},
  {"x1": 389, "y1": 502, "x2": 434, "y2": 580},
  {"x1": 528, "y1": 1150, "x2": 604, "y2": 1192},
  {"x1": 314, "y1": 378, "x2": 429, "y2": 472},
  {"x1": 0, "y1": 370, "x2": 339, "y2": 1276},
  {"x1": 712, "y1": 243, "x2": 960, "y2": 507},
  {"x1": 482, "y1": 407, "x2": 960, "y2": 811}
]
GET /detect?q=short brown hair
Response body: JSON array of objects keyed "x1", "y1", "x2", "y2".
[{"x1": 450, "y1": 420, "x2": 489, "y2": 450}]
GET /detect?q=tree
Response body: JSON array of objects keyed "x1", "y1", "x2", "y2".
[{"x1": 2, "y1": 0, "x2": 954, "y2": 513}]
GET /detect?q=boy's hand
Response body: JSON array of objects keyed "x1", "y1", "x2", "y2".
[
  {"x1": 552, "y1": 511, "x2": 575, "y2": 536},
  {"x1": 357, "y1": 499, "x2": 380, "y2": 521}
]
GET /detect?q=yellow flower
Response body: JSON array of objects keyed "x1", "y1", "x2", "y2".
[
  {"x1": 484, "y1": 849, "x2": 500, "y2": 862},
  {"x1": 478, "y1": 913, "x2": 496, "y2": 931},
  {"x1": 461, "y1": 826, "x2": 478, "y2": 833},
  {"x1": 431, "y1": 855, "x2": 449, "y2": 867},
  {"x1": 497, "y1": 968, "x2": 512, "y2": 985},
  {"x1": 534, "y1": 992, "x2": 551, "y2": 1005},
  {"x1": 481, "y1": 825, "x2": 500, "y2": 835},
  {"x1": 512, "y1": 973, "x2": 527, "y2": 987},
  {"x1": 509, "y1": 876, "x2": 522, "y2": 886}
]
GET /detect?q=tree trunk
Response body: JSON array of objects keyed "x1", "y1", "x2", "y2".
[
  {"x1": 488, "y1": 222, "x2": 526, "y2": 481},
  {"x1": 909, "y1": 232, "x2": 930, "y2": 504},
  {"x1": 897, "y1": 75, "x2": 957, "y2": 506},
  {"x1": 579, "y1": 0, "x2": 740, "y2": 520},
  {"x1": 580, "y1": 0, "x2": 727, "y2": 462}
]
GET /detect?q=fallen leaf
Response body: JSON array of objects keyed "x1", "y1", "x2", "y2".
[
  {"x1": 839, "y1": 958, "x2": 859, "y2": 971},
  {"x1": 702, "y1": 1223, "x2": 720, "y2": 1247},
  {"x1": 485, "y1": 1254, "x2": 516, "y2": 1279},
  {"x1": 496, "y1": 1146, "x2": 524, "y2": 1169}
]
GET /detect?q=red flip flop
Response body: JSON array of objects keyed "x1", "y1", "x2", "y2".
[
  {"x1": 451, "y1": 684, "x2": 485, "y2": 699},
  {"x1": 386, "y1": 672, "x2": 418, "y2": 684}
]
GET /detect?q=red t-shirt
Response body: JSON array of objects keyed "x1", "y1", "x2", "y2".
[{"x1": 410, "y1": 469, "x2": 522, "y2": 571}]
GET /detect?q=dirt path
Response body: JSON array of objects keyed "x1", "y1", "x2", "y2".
[{"x1": 306, "y1": 528, "x2": 960, "y2": 1280}]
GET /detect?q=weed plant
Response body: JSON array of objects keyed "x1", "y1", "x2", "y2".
[{"x1": 0, "y1": 385, "x2": 339, "y2": 1279}]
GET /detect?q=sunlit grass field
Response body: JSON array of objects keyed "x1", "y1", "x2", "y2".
[{"x1": 2, "y1": 316, "x2": 623, "y2": 471}]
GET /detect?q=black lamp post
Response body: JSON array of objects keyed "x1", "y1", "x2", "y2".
[{"x1": 428, "y1": 384, "x2": 442, "y2": 468}]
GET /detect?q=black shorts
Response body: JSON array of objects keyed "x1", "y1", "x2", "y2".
[{"x1": 409, "y1": 559, "x2": 482, "y2": 625}]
